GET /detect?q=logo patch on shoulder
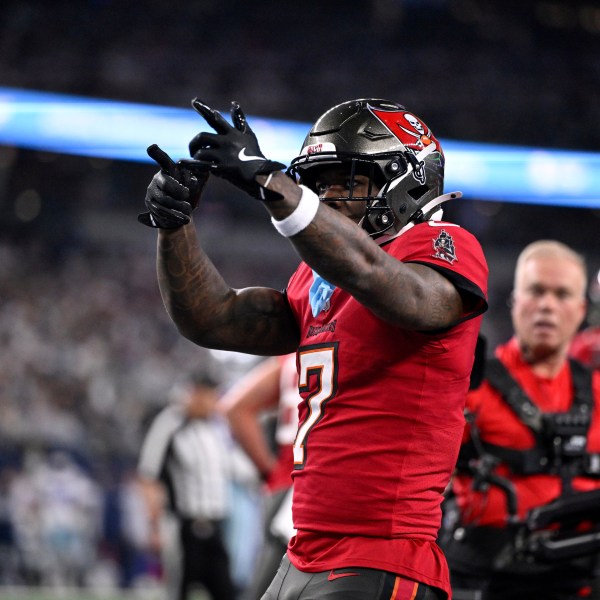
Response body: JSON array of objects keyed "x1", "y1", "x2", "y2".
[{"x1": 432, "y1": 229, "x2": 457, "y2": 264}]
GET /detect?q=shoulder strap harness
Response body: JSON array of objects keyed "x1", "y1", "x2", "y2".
[{"x1": 472, "y1": 358, "x2": 598, "y2": 492}]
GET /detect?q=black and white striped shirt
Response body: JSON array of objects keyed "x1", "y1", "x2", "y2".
[{"x1": 138, "y1": 405, "x2": 232, "y2": 520}]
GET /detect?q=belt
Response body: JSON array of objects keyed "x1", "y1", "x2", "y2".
[{"x1": 181, "y1": 517, "x2": 224, "y2": 538}]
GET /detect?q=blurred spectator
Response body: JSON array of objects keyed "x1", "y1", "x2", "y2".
[
  {"x1": 8, "y1": 447, "x2": 103, "y2": 588},
  {"x1": 0, "y1": 466, "x2": 19, "y2": 585},
  {"x1": 101, "y1": 464, "x2": 162, "y2": 590},
  {"x1": 8, "y1": 448, "x2": 46, "y2": 586},
  {"x1": 37, "y1": 450, "x2": 103, "y2": 587}
]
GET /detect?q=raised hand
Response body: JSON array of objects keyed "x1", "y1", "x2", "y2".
[
  {"x1": 188, "y1": 99, "x2": 284, "y2": 201},
  {"x1": 138, "y1": 144, "x2": 208, "y2": 229}
]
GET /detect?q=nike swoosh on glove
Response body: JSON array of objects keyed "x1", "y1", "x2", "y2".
[{"x1": 188, "y1": 99, "x2": 285, "y2": 201}]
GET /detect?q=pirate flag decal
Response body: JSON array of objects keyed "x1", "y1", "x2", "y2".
[{"x1": 432, "y1": 229, "x2": 457, "y2": 264}]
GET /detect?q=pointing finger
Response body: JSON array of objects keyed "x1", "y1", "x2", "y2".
[
  {"x1": 147, "y1": 144, "x2": 178, "y2": 176},
  {"x1": 191, "y1": 98, "x2": 231, "y2": 134},
  {"x1": 230, "y1": 101, "x2": 247, "y2": 133}
]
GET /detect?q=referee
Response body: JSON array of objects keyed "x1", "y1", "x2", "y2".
[{"x1": 137, "y1": 372, "x2": 237, "y2": 600}]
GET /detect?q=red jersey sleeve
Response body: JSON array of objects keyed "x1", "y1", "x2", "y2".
[{"x1": 383, "y1": 221, "x2": 489, "y2": 320}]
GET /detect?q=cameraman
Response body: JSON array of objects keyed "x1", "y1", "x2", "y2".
[{"x1": 444, "y1": 240, "x2": 600, "y2": 600}]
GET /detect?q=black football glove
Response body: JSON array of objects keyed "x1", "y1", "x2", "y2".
[
  {"x1": 188, "y1": 99, "x2": 284, "y2": 201},
  {"x1": 138, "y1": 144, "x2": 209, "y2": 229}
]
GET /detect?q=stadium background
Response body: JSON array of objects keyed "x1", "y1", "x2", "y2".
[{"x1": 0, "y1": 0, "x2": 599, "y2": 597}]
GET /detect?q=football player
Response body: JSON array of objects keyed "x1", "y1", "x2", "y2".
[{"x1": 140, "y1": 98, "x2": 489, "y2": 600}]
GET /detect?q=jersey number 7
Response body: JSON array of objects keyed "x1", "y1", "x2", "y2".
[{"x1": 293, "y1": 343, "x2": 339, "y2": 469}]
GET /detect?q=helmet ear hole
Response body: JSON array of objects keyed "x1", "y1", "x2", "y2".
[{"x1": 408, "y1": 185, "x2": 429, "y2": 200}]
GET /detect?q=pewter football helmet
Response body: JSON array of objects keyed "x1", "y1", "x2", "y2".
[{"x1": 288, "y1": 99, "x2": 447, "y2": 235}]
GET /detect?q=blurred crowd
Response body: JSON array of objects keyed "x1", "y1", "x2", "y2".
[
  {"x1": 0, "y1": 239, "x2": 203, "y2": 459},
  {"x1": 1, "y1": 0, "x2": 599, "y2": 150},
  {"x1": 0, "y1": 238, "x2": 268, "y2": 592}
]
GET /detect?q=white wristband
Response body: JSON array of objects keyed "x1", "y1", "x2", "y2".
[{"x1": 271, "y1": 185, "x2": 320, "y2": 237}]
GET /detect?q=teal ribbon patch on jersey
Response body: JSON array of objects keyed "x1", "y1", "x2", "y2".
[{"x1": 309, "y1": 270, "x2": 335, "y2": 317}]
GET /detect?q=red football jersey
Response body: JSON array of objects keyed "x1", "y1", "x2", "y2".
[
  {"x1": 284, "y1": 221, "x2": 488, "y2": 594},
  {"x1": 267, "y1": 353, "x2": 300, "y2": 492},
  {"x1": 454, "y1": 337, "x2": 600, "y2": 527}
]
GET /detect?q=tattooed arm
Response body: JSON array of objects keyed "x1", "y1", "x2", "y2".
[
  {"x1": 157, "y1": 221, "x2": 299, "y2": 356},
  {"x1": 155, "y1": 170, "x2": 461, "y2": 350},
  {"x1": 156, "y1": 97, "x2": 463, "y2": 346},
  {"x1": 259, "y1": 172, "x2": 464, "y2": 331}
]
